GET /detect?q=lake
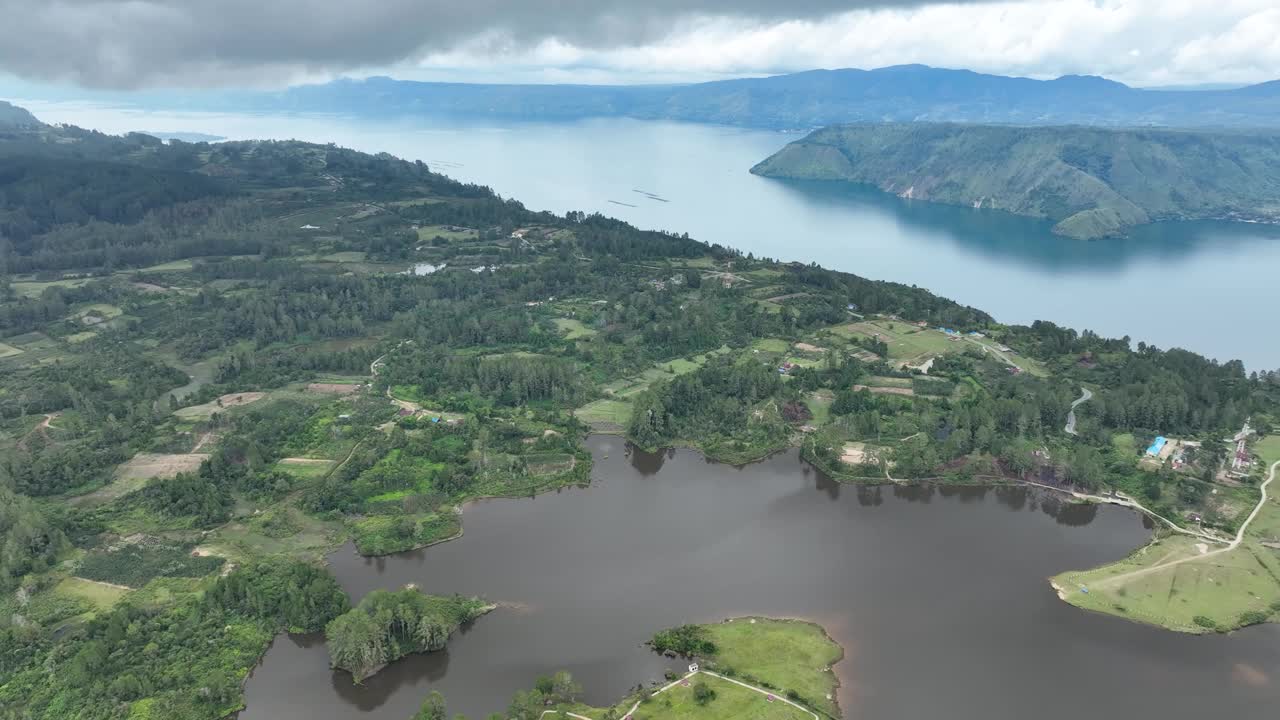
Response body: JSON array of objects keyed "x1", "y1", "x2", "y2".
[
  {"x1": 238, "y1": 437, "x2": 1280, "y2": 720},
  {"x1": 14, "y1": 102, "x2": 1280, "y2": 369}
]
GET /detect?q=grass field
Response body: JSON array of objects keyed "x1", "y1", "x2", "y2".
[
  {"x1": 72, "y1": 303, "x2": 123, "y2": 323},
  {"x1": 173, "y1": 391, "x2": 266, "y2": 419},
  {"x1": 1054, "y1": 532, "x2": 1280, "y2": 633},
  {"x1": 0, "y1": 342, "x2": 22, "y2": 358},
  {"x1": 65, "y1": 331, "x2": 98, "y2": 343},
  {"x1": 115, "y1": 452, "x2": 209, "y2": 480},
  {"x1": 315, "y1": 251, "x2": 367, "y2": 263},
  {"x1": 137, "y1": 259, "x2": 195, "y2": 273},
  {"x1": 416, "y1": 224, "x2": 478, "y2": 242},
  {"x1": 833, "y1": 320, "x2": 956, "y2": 363},
  {"x1": 553, "y1": 317, "x2": 598, "y2": 339},
  {"x1": 9, "y1": 277, "x2": 92, "y2": 298},
  {"x1": 1256, "y1": 435, "x2": 1280, "y2": 467},
  {"x1": 626, "y1": 675, "x2": 812, "y2": 720},
  {"x1": 574, "y1": 399, "x2": 633, "y2": 431},
  {"x1": 275, "y1": 457, "x2": 337, "y2": 479},
  {"x1": 56, "y1": 577, "x2": 130, "y2": 610},
  {"x1": 805, "y1": 390, "x2": 833, "y2": 426},
  {"x1": 751, "y1": 338, "x2": 790, "y2": 354},
  {"x1": 210, "y1": 505, "x2": 346, "y2": 562},
  {"x1": 597, "y1": 347, "x2": 732, "y2": 400},
  {"x1": 702, "y1": 618, "x2": 841, "y2": 717}
]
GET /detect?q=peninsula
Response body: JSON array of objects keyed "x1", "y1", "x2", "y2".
[{"x1": 750, "y1": 122, "x2": 1280, "y2": 239}]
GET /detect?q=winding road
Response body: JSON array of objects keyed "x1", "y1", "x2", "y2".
[
  {"x1": 536, "y1": 668, "x2": 821, "y2": 720},
  {"x1": 1090, "y1": 459, "x2": 1278, "y2": 589},
  {"x1": 1064, "y1": 387, "x2": 1092, "y2": 435}
]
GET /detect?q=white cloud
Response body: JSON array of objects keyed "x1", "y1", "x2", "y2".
[{"x1": 402, "y1": 0, "x2": 1280, "y2": 87}]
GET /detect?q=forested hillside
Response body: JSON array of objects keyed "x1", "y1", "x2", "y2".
[
  {"x1": 1, "y1": 102, "x2": 1278, "y2": 717},
  {"x1": 750, "y1": 122, "x2": 1280, "y2": 238}
]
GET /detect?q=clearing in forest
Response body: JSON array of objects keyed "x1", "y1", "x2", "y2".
[
  {"x1": 553, "y1": 317, "x2": 597, "y2": 339},
  {"x1": 116, "y1": 452, "x2": 209, "y2": 480},
  {"x1": 841, "y1": 442, "x2": 883, "y2": 465},
  {"x1": 306, "y1": 382, "x2": 361, "y2": 395},
  {"x1": 173, "y1": 391, "x2": 266, "y2": 419},
  {"x1": 55, "y1": 577, "x2": 130, "y2": 610},
  {"x1": 574, "y1": 399, "x2": 633, "y2": 432}
]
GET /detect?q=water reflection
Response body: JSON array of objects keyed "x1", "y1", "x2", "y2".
[
  {"x1": 625, "y1": 443, "x2": 670, "y2": 476},
  {"x1": 241, "y1": 438, "x2": 1280, "y2": 720},
  {"x1": 767, "y1": 178, "x2": 1280, "y2": 275}
]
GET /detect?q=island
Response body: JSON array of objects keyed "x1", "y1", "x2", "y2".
[
  {"x1": 750, "y1": 122, "x2": 1280, "y2": 239},
  {"x1": 1, "y1": 101, "x2": 1278, "y2": 718}
]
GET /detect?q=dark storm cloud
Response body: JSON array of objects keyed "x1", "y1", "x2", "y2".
[{"x1": 0, "y1": 0, "x2": 980, "y2": 88}]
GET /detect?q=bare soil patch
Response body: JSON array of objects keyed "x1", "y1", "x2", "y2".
[
  {"x1": 117, "y1": 452, "x2": 210, "y2": 480},
  {"x1": 841, "y1": 443, "x2": 873, "y2": 465},
  {"x1": 794, "y1": 342, "x2": 827, "y2": 353}
]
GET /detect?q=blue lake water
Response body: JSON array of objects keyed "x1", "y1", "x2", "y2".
[{"x1": 18, "y1": 103, "x2": 1280, "y2": 368}]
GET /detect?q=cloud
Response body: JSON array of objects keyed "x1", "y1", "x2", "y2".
[
  {"x1": 405, "y1": 0, "x2": 1280, "y2": 87},
  {"x1": 0, "y1": 0, "x2": 974, "y2": 88},
  {"x1": 1, "y1": 1, "x2": 1276, "y2": 89}
]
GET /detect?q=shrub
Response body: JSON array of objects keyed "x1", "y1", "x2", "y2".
[
  {"x1": 1192, "y1": 615, "x2": 1219, "y2": 631},
  {"x1": 692, "y1": 681, "x2": 716, "y2": 706},
  {"x1": 1238, "y1": 610, "x2": 1268, "y2": 627},
  {"x1": 651, "y1": 624, "x2": 717, "y2": 656}
]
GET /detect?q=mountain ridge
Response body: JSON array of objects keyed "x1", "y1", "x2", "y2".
[{"x1": 222, "y1": 64, "x2": 1280, "y2": 129}]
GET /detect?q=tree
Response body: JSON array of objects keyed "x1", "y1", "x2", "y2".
[
  {"x1": 550, "y1": 670, "x2": 582, "y2": 702},
  {"x1": 692, "y1": 681, "x2": 716, "y2": 705},
  {"x1": 414, "y1": 691, "x2": 447, "y2": 720}
]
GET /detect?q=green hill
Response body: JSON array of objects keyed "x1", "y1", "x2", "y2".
[{"x1": 750, "y1": 123, "x2": 1280, "y2": 239}]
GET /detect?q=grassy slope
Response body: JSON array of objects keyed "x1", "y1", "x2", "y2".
[
  {"x1": 1054, "y1": 439, "x2": 1280, "y2": 632},
  {"x1": 751, "y1": 123, "x2": 1280, "y2": 239},
  {"x1": 579, "y1": 618, "x2": 842, "y2": 720}
]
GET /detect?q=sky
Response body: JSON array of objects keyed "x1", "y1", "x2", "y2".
[{"x1": 0, "y1": 0, "x2": 1277, "y2": 90}]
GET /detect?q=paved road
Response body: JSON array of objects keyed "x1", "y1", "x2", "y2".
[{"x1": 1064, "y1": 387, "x2": 1093, "y2": 435}]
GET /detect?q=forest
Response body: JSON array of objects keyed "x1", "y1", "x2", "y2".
[{"x1": 0, "y1": 106, "x2": 1277, "y2": 718}]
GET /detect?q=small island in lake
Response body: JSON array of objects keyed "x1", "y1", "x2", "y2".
[{"x1": 327, "y1": 588, "x2": 492, "y2": 682}]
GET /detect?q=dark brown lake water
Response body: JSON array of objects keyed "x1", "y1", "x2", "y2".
[{"x1": 240, "y1": 436, "x2": 1280, "y2": 720}]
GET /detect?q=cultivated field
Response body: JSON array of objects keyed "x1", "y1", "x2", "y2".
[{"x1": 116, "y1": 452, "x2": 210, "y2": 480}]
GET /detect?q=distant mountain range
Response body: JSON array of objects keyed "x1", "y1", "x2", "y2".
[
  {"x1": 227, "y1": 65, "x2": 1280, "y2": 129},
  {"x1": 750, "y1": 123, "x2": 1280, "y2": 239}
]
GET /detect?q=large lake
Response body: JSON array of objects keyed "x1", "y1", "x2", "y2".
[
  {"x1": 237, "y1": 437, "x2": 1280, "y2": 720},
  {"x1": 16, "y1": 102, "x2": 1280, "y2": 369}
]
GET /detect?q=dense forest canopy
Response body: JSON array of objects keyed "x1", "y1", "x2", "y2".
[{"x1": 0, "y1": 103, "x2": 1277, "y2": 718}]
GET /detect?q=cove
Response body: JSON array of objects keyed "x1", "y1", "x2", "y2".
[{"x1": 239, "y1": 437, "x2": 1280, "y2": 720}]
